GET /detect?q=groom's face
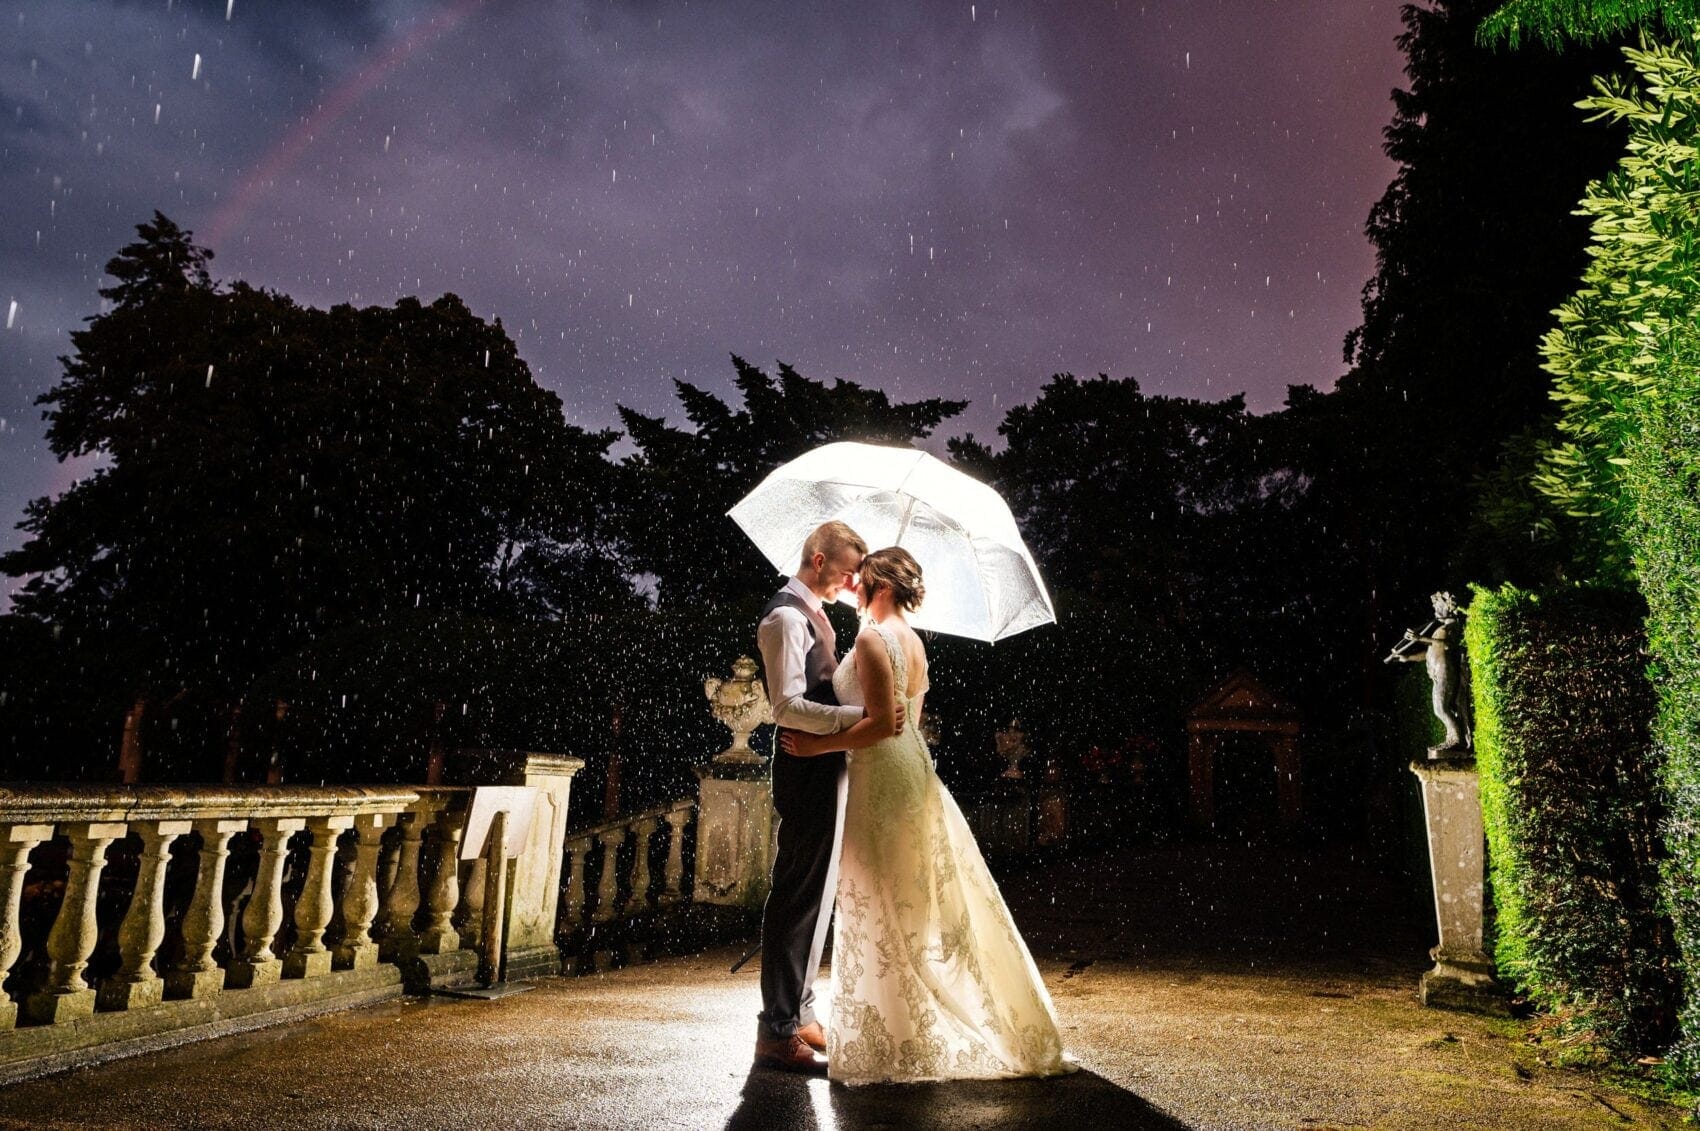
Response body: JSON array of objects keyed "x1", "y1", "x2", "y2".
[{"x1": 817, "y1": 547, "x2": 863, "y2": 603}]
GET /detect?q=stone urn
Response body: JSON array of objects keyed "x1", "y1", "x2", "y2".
[{"x1": 704, "y1": 656, "x2": 773, "y2": 765}]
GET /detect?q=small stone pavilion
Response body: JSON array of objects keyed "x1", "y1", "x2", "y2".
[{"x1": 1185, "y1": 669, "x2": 1302, "y2": 832}]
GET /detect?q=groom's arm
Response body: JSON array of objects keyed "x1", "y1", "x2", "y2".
[{"x1": 756, "y1": 609, "x2": 863, "y2": 735}]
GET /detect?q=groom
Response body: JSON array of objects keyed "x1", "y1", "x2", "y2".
[{"x1": 752, "y1": 520, "x2": 902, "y2": 1073}]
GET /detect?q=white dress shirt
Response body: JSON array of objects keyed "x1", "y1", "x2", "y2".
[{"x1": 757, "y1": 577, "x2": 864, "y2": 735}]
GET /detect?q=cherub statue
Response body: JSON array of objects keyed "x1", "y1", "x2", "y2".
[{"x1": 1386, "y1": 591, "x2": 1472, "y2": 755}]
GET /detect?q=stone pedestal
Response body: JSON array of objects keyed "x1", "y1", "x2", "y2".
[
  {"x1": 692, "y1": 760, "x2": 773, "y2": 910},
  {"x1": 1409, "y1": 755, "x2": 1506, "y2": 1015},
  {"x1": 449, "y1": 750, "x2": 584, "y2": 979}
]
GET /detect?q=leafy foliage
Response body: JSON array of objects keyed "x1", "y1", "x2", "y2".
[
  {"x1": 1465, "y1": 583, "x2": 1676, "y2": 1055},
  {"x1": 1523, "y1": 38, "x2": 1700, "y2": 582},
  {"x1": 1480, "y1": 0, "x2": 1700, "y2": 47},
  {"x1": 1507, "y1": 36, "x2": 1700, "y2": 1075}
]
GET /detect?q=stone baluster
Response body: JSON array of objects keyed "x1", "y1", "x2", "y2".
[
  {"x1": 25, "y1": 821, "x2": 126, "y2": 1023},
  {"x1": 560, "y1": 838, "x2": 591, "y2": 929},
  {"x1": 167, "y1": 818, "x2": 248, "y2": 1000},
  {"x1": 592, "y1": 828, "x2": 625, "y2": 924},
  {"x1": 284, "y1": 815, "x2": 353, "y2": 978},
  {"x1": 456, "y1": 857, "x2": 486, "y2": 950},
  {"x1": 227, "y1": 817, "x2": 305, "y2": 988},
  {"x1": 376, "y1": 823, "x2": 403, "y2": 903},
  {"x1": 0, "y1": 824, "x2": 52, "y2": 1028},
  {"x1": 659, "y1": 806, "x2": 690, "y2": 906},
  {"x1": 628, "y1": 818, "x2": 659, "y2": 911},
  {"x1": 325, "y1": 829, "x2": 357, "y2": 952},
  {"x1": 418, "y1": 809, "x2": 464, "y2": 955},
  {"x1": 100, "y1": 820, "x2": 192, "y2": 1010},
  {"x1": 377, "y1": 810, "x2": 427, "y2": 961},
  {"x1": 333, "y1": 813, "x2": 391, "y2": 971}
]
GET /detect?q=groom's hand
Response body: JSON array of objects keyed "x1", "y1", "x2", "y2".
[{"x1": 893, "y1": 700, "x2": 907, "y2": 734}]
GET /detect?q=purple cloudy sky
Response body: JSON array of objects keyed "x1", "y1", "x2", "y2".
[{"x1": 0, "y1": 0, "x2": 1407, "y2": 593}]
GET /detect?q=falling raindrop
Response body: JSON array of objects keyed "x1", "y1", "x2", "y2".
[
  {"x1": 226, "y1": 0, "x2": 234, "y2": 20},
  {"x1": 153, "y1": 103, "x2": 161, "y2": 124},
  {"x1": 191, "y1": 53, "x2": 201, "y2": 81},
  {"x1": 4, "y1": 301, "x2": 15, "y2": 330},
  {"x1": 205, "y1": 364, "x2": 214, "y2": 387}
]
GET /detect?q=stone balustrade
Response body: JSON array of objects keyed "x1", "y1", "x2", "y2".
[
  {"x1": 559, "y1": 799, "x2": 694, "y2": 935},
  {"x1": 0, "y1": 783, "x2": 482, "y2": 1083}
]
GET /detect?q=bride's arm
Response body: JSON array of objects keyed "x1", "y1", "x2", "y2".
[{"x1": 782, "y1": 632, "x2": 898, "y2": 757}]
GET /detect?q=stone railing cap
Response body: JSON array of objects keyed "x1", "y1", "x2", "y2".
[{"x1": 0, "y1": 784, "x2": 424, "y2": 825}]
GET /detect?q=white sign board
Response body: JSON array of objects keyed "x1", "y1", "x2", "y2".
[{"x1": 460, "y1": 786, "x2": 539, "y2": 861}]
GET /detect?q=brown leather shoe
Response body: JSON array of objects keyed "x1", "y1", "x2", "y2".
[
  {"x1": 795, "y1": 1020, "x2": 827, "y2": 1054},
  {"x1": 754, "y1": 1032, "x2": 828, "y2": 1075}
]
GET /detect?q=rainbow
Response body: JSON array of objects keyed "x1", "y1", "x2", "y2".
[{"x1": 206, "y1": 0, "x2": 494, "y2": 250}]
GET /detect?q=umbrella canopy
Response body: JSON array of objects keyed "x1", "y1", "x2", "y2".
[{"x1": 728, "y1": 441, "x2": 1055, "y2": 642}]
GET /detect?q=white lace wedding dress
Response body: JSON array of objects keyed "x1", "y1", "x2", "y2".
[{"x1": 826, "y1": 621, "x2": 1074, "y2": 1084}]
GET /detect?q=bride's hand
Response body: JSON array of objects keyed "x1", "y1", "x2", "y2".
[{"x1": 779, "y1": 729, "x2": 817, "y2": 758}]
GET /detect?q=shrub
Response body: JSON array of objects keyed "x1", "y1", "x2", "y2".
[
  {"x1": 1634, "y1": 362, "x2": 1700, "y2": 1074},
  {"x1": 1516, "y1": 30, "x2": 1700, "y2": 1077},
  {"x1": 1465, "y1": 582, "x2": 1677, "y2": 1054}
]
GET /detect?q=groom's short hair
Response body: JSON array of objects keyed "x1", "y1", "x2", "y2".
[{"x1": 803, "y1": 521, "x2": 867, "y2": 565}]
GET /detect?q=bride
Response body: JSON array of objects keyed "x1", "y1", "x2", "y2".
[{"x1": 781, "y1": 546, "x2": 1075, "y2": 1085}]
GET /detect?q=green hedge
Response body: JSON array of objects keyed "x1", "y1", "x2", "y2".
[
  {"x1": 1634, "y1": 358, "x2": 1700, "y2": 1075},
  {"x1": 1466, "y1": 583, "x2": 1677, "y2": 1053},
  {"x1": 1518, "y1": 31, "x2": 1700, "y2": 1078}
]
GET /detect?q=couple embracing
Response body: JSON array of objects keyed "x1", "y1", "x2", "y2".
[{"x1": 751, "y1": 520, "x2": 1074, "y2": 1084}]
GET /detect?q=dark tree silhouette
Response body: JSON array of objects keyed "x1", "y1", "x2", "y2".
[
  {"x1": 1327, "y1": 0, "x2": 1628, "y2": 665},
  {"x1": 1, "y1": 213, "x2": 625, "y2": 780}
]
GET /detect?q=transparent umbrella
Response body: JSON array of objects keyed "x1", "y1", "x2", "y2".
[{"x1": 728, "y1": 441, "x2": 1055, "y2": 642}]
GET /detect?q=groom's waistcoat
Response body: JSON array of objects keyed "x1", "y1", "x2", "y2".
[{"x1": 760, "y1": 588, "x2": 841, "y2": 707}]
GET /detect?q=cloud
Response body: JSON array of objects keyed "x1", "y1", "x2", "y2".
[{"x1": 0, "y1": 0, "x2": 1405, "y2": 573}]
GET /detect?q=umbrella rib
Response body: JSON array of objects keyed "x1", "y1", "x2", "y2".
[
  {"x1": 967, "y1": 533, "x2": 1001, "y2": 643},
  {"x1": 891, "y1": 449, "x2": 928, "y2": 497},
  {"x1": 893, "y1": 494, "x2": 918, "y2": 546}
]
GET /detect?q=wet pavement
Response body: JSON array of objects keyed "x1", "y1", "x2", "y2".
[{"x1": 0, "y1": 840, "x2": 1686, "y2": 1130}]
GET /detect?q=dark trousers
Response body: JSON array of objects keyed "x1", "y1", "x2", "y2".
[{"x1": 757, "y1": 747, "x2": 847, "y2": 1038}]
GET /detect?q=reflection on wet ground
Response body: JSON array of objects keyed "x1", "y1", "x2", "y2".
[{"x1": 0, "y1": 841, "x2": 1684, "y2": 1129}]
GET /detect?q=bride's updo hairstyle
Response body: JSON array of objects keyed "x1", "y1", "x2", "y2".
[{"x1": 859, "y1": 547, "x2": 925, "y2": 612}]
